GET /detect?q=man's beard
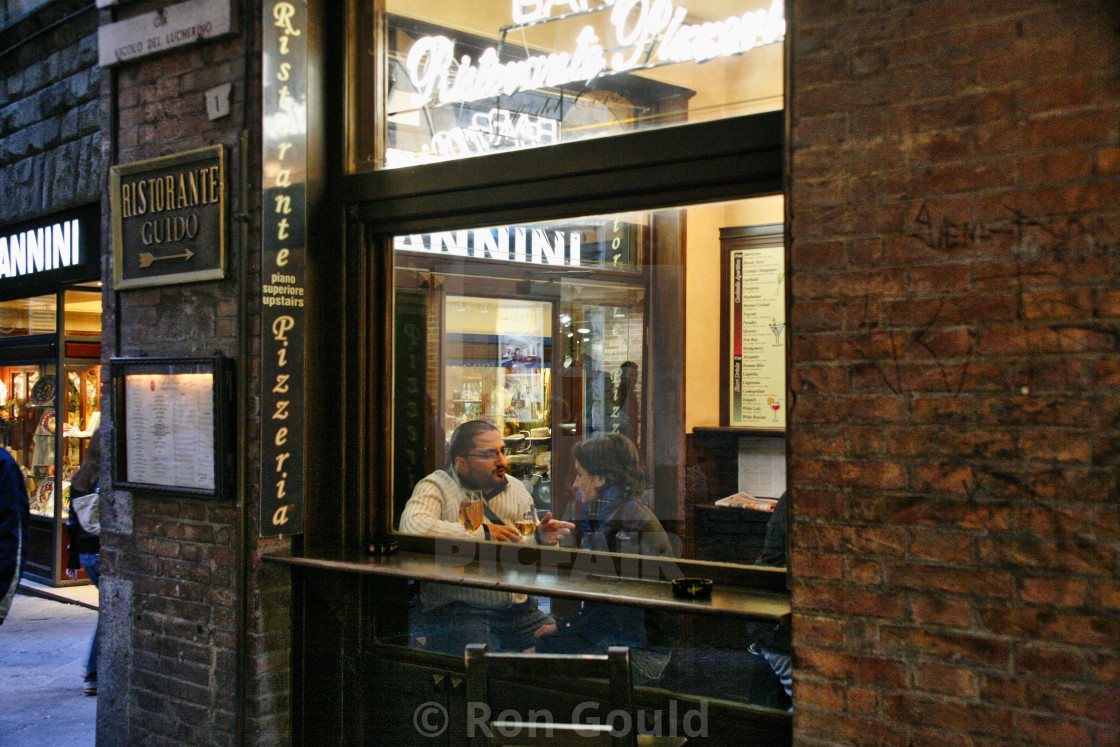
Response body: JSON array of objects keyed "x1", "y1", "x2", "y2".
[{"x1": 460, "y1": 466, "x2": 506, "y2": 495}]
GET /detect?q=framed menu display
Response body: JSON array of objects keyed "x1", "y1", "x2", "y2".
[
  {"x1": 110, "y1": 356, "x2": 234, "y2": 500},
  {"x1": 720, "y1": 225, "x2": 786, "y2": 429}
]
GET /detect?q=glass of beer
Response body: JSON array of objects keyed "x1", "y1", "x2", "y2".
[
  {"x1": 514, "y1": 508, "x2": 539, "y2": 538},
  {"x1": 459, "y1": 495, "x2": 484, "y2": 532}
]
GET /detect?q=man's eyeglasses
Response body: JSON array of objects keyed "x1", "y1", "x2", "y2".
[{"x1": 465, "y1": 447, "x2": 507, "y2": 460}]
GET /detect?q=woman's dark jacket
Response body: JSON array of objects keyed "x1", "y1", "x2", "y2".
[
  {"x1": 65, "y1": 475, "x2": 99, "y2": 570},
  {"x1": 540, "y1": 486, "x2": 678, "y2": 656}
]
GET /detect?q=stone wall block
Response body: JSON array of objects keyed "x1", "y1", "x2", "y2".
[
  {"x1": 29, "y1": 116, "x2": 60, "y2": 153},
  {"x1": 65, "y1": 68, "x2": 92, "y2": 107},
  {"x1": 49, "y1": 140, "x2": 76, "y2": 206},
  {"x1": 20, "y1": 60, "x2": 45, "y2": 97},
  {"x1": 77, "y1": 33, "x2": 97, "y2": 68},
  {"x1": 76, "y1": 132, "x2": 101, "y2": 201},
  {"x1": 11, "y1": 96, "x2": 41, "y2": 131},
  {"x1": 77, "y1": 98, "x2": 99, "y2": 133},
  {"x1": 6, "y1": 68, "x2": 24, "y2": 99},
  {"x1": 0, "y1": 168, "x2": 11, "y2": 218},
  {"x1": 59, "y1": 107, "x2": 79, "y2": 140}
]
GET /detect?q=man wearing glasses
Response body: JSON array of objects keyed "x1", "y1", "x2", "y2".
[{"x1": 400, "y1": 420, "x2": 574, "y2": 653}]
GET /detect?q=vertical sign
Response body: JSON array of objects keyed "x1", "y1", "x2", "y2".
[
  {"x1": 261, "y1": 1, "x2": 307, "y2": 535},
  {"x1": 393, "y1": 288, "x2": 427, "y2": 522},
  {"x1": 728, "y1": 244, "x2": 786, "y2": 428}
]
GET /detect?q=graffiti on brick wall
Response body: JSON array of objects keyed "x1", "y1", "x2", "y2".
[
  {"x1": 842, "y1": 204, "x2": 1120, "y2": 396},
  {"x1": 908, "y1": 203, "x2": 1119, "y2": 257}
]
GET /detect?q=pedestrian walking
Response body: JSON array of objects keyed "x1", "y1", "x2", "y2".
[
  {"x1": 65, "y1": 428, "x2": 101, "y2": 696},
  {"x1": 0, "y1": 445, "x2": 30, "y2": 626}
]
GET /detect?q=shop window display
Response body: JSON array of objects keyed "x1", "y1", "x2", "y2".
[
  {"x1": 1, "y1": 366, "x2": 99, "y2": 520},
  {"x1": 0, "y1": 287, "x2": 101, "y2": 584}
]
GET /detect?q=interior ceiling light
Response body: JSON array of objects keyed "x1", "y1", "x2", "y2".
[{"x1": 577, "y1": 327, "x2": 590, "y2": 334}]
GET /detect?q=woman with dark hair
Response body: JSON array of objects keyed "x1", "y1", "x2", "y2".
[
  {"x1": 65, "y1": 428, "x2": 101, "y2": 695},
  {"x1": 536, "y1": 433, "x2": 677, "y2": 680},
  {"x1": 569, "y1": 433, "x2": 666, "y2": 555}
]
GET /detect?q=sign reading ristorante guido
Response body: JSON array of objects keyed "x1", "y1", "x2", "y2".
[{"x1": 111, "y1": 145, "x2": 227, "y2": 290}]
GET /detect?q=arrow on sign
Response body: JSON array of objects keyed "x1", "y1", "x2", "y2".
[{"x1": 138, "y1": 248, "x2": 195, "y2": 268}]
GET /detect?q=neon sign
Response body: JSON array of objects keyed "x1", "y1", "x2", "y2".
[
  {"x1": 429, "y1": 108, "x2": 561, "y2": 158},
  {"x1": 405, "y1": 0, "x2": 785, "y2": 109},
  {"x1": 0, "y1": 220, "x2": 81, "y2": 279},
  {"x1": 395, "y1": 228, "x2": 582, "y2": 267}
]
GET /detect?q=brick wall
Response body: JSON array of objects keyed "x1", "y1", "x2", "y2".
[
  {"x1": 788, "y1": 1, "x2": 1120, "y2": 745},
  {"x1": 0, "y1": 0, "x2": 100, "y2": 222},
  {"x1": 96, "y1": 4, "x2": 290, "y2": 745}
]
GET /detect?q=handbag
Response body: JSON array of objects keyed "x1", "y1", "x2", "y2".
[{"x1": 71, "y1": 491, "x2": 100, "y2": 536}]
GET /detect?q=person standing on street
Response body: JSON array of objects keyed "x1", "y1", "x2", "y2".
[
  {"x1": 65, "y1": 428, "x2": 101, "y2": 696},
  {"x1": 0, "y1": 445, "x2": 30, "y2": 626}
]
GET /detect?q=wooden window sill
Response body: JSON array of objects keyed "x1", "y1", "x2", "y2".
[{"x1": 265, "y1": 537, "x2": 789, "y2": 624}]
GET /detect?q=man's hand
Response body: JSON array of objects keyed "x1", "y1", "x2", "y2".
[
  {"x1": 484, "y1": 522, "x2": 522, "y2": 542},
  {"x1": 536, "y1": 511, "x2": 574, "y2": 545}
]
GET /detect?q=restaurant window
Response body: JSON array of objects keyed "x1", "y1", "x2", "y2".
[
  {"x1": 346, "y1": 0, "x2": 791, "y2": 720},
  {"x1": 389, "y1": 196, "x2": 789, "y2": 708},
  {"x1": 351, "y1": 0, "x2": 785, "y2": 170},
  {"x1": 393, "y1": 195, "x2": 785, "y2": 562}
]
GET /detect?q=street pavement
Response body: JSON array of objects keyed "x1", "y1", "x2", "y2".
[{"x1": 0, "y1": 593, "x2": 97, "y2": 747}]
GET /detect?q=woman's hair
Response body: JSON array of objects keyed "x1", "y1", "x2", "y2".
[
  {"x1": 447, "y1": 420, "x2": 498, "y2": 463},
  {"x1": 70, "y1": 427, "x2": 102, "y2": 495},
  {"x1": 572, "y1": 432, "x2": 644, "y2": 495}
]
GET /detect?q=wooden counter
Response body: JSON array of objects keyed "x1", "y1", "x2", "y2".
[{"x1": 265, "y1": 539, "x2": 790, "y2": 623}]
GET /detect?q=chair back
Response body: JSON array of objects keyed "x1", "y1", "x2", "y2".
[{"x1": 464, "y1": 644, "x2": 637, "y2": 747}]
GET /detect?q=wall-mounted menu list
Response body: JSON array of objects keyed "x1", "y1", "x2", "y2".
[
  {"x1": 729, "y1": 244, "x2": 786, "y2": 428},
  {"x1": 124, "y1": 372, "x2": 215, "y2": 490}
]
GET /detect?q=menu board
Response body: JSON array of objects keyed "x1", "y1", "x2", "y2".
[
  {"x1": 124, "y1": 373, "x2": 215, "y2": 489},
  {"x1": 112, "y1": 357, "x2": 232, "y2": 499},
  {"x1": 728, "y1": 244, "x2": 786, "y2": 428}
]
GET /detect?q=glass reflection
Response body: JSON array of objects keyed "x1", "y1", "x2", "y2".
[
  {"x1": 392, "y1": 200, "x2": 788, "y2": 566},
  {"x1": 358, "y1": 0, "x2": 785, "y2": 169}
]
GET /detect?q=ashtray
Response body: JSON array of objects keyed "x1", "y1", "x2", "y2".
[{"x1": 671, "y1": 577, "x2": 713, "y2": 599}]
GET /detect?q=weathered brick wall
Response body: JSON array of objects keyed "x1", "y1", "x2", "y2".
[
  {"x1": 0, "y1": 0, "x2": 100, "y2": 223},
  {"x1": 788, "y1": 1, "x2": 1119, "y2": 744},
  {"x1": 96, "y1": 4, "x2": 290, "y2": 745}
]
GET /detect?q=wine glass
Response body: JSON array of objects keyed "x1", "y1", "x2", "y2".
[
  {"x1": 515, "y1": 507, "x2": 539, "y2": 538},
  {"x1": 459, "y1": 494, "x2": 484, "y2": 532}
]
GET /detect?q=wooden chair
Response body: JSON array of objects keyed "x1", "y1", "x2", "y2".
[{"x1": 464, "y1": 644, "x2": 686, "y2": 747}]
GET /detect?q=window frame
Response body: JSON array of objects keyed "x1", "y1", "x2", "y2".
[{"x1": 307, "y1": 0, "x2": 789, "y2": 597}]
